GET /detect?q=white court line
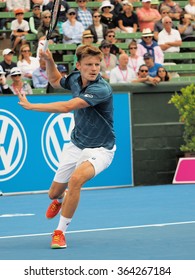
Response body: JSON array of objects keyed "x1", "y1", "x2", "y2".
[
  {"x1": 0, "y1": 220, "x2": 195, "y2": 239},
  {"x1": 0, "y1": 214, "x2": 35, "y2": 218}
]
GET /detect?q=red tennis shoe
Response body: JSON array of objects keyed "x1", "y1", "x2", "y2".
[
  {"x1": 51, "y1": 230, "x2": 67, "y2": 249},
  {"x1": 46, "y1": 200, "x2": 62, "y2": 219}
]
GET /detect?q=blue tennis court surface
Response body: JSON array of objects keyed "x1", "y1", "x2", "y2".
[{"x1": 0, "y1": 184, "x2": 195, "y2": 260}]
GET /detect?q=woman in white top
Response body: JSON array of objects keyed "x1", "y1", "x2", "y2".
[
  {"x1": 62, "y1": 8, "x2": 84, "y2": 45},
  {"x1": 128, "y1": 40, "x2": 144, "y2": 75},
  {"x1": 17, "y1": 44, "x2": 39, "y2": 80},
  {"x1": 9, "y1": 67, "x2": 33, "y2": 95}
]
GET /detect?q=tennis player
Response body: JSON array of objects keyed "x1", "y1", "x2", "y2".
[{"x1": 18, "y1": 45, "x2": 116, "y2": 249}]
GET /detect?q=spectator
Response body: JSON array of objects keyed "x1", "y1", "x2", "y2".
[
  {"x1": 29, "y1": 4, "x2": 41, "y2": 35},
  {"x1": 153, "y1": 6, "x2": 174, "y2": 41},
  {"x1": 0, "y1": 66, "x2": 13, "y2": 94},
  {"x1": 105, "y1": 30, "x2": 125, "y2": 55},
  {"x1": 9, "y1": 67, "x2": 33, "y2": 95},
  {"x1": 137, "y1": 28, "x2": 164, "y2": 64},
  {"x1": 99, "y1": 39, "x2": 118, "y2": 80},
  {"x1": 136, "y1": 0, "x2": 161, "y2": 32},
  {"x1": 32, "y1": 58, "x2": 48, "y2": 88},
  {"x1": 159, "y1": 0, "x2": 183, "y2": 20},
  {"x1": 132, "y1": 64, "x2": 159, "y2": 84},
  {"x1": 0, "y1": 0, "x2": 6, "y2": 40},
  {"x1": 0, "y1": 48, "x2": 17, "y2": 77},
  {"x1": 110, "y1": 53, "x2": 136, "y2": 83},
  {"x1": 99, "y1": 0, "x2": 117, "y2": 29},
  {"x1": 143, "y1": 52, "x2": 162, "y2": 77},
  {"x1": 118, "y1": 1, "x2": 138, "y2": 34},
  {"x1": 88, "y1": 11, "x2": 108, "y2": 43},
  {"x1": 76, "y1": 0, "x2": 93, "y2": 30},
  {"x1": 73, "y1": 30, "x2": 94, "y2": 69},
  {"x1": 128, "y1": 40, "x2": 144, "y2": 75},
  {"x1": 6, "y1": 0, "x2": 30, "y2": 12},
  {"x1": 42, "y1": 0, "x2": 70, "y2": 34},
  {"x1": 37, "y1": 10, "x2": 61, "y2": 43},
  {"x1": 10, "y1": 9, "x2": 29, "y2": 52},
  {"x1": 81, "y1": 29, "x2": 94, "y2": 44},
  {"x1": 158, "y1": 16, "x2": 182, "y2": 53},
  {"x1": 155, "y1": 66, "x2": 170, "y2": 82},
  {"x1": 185, "y1": 0, "x2": 195, "y2": 20},
  {"x1": 62, "y1": 8, "x2": 84, "y2": 44},
  {"x1": 177, "y1": 13, "x2": 195, "y2": 40},
  {"x1": 17, "y1": 44, "x2": 40, "y2": 80}
]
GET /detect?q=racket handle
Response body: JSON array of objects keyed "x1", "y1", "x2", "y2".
[{"x1": 43, "y1": 40, "x2": 49, "y2": 52}]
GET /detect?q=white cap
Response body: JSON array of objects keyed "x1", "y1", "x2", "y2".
[
  {"x1": 142, "y1": 0, "x2": 151, "y2": 2},
  {"x1": 0, "y1": 65, "x2": 6, "y2": 75},
  {"x1": 10, "y1": 67, "x2": 22, "y2": 76},
  {"x1": 99, "y1": 1, "x2": 114, "y2": 12},
  {"x1": 2, "y1": 48, "x2": 14, "y2": 56}
]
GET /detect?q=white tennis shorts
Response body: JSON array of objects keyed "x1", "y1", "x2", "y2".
[{"x1": 54, "y1": 142, "x2": 116, "y2": 183}]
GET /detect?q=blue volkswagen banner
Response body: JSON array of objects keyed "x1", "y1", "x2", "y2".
[{"x1": 0, "y1": 93, "x2": 133, "y2": 193}]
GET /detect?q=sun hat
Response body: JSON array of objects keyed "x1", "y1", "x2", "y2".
[
  {"x1": 67, "y1": 8, "x2": 76, "y2": 14},
  {"x1": 82, "y1": 30, "x2": 93, "y2": 38},
  {"x1": 142, "y1": 28, "x2": 154, "y2": 37},
  {"x1": 99, "y1": 1, "x2": 114, "y2": 12},
  {"x1": 10, "y1": 67, "x2": 22, "y2": 76},
  {"x1": 142, "y1": 0, "x2": 151, "y2": 2},
  {"x1": 14, "y1": 8, "x2": 24, "y2": 15},
  {"x1": 2, "y1": 48, "x2": 14, "y2": 56},
  {"x1": 32, "y1": 4, "x2": 41, "y2": 9},
  {"x1": 122, "y1": 1, "x2": 133, "y2": 7},
  {"x1": 143, "y1": 53, "x2": 153, "y2": 59}
]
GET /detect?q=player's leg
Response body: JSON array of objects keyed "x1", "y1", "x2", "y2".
[
  {"x1": 51, "y1": 160, "x2": 95, "y2": 249},
  {"x1": 46, "y1": 181, "x2": 68, "y2": 219},
  {"x1": 51, "y1": 146, "x2": 116, "y2": 249}
]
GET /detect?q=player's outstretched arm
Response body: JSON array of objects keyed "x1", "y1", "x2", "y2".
[{"x1": 18, "y1": 93, "x2": 89, "y2": 113}]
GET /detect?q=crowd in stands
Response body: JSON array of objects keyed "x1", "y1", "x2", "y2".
[{"x1": 0, "y1": 0, "x2": 195, "y2": 94}]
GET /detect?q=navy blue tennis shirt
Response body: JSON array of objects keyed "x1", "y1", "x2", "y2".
[{"x1": 60, "y1": 71, "x2": 116, "y2": 150}]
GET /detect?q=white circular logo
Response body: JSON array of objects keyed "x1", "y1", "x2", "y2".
[
  {"x1": 0, "y1": 109, "x2": 27, "y2": 181},
  {"x1": 41, "y1": 113, "x2": 75, "y2": 171}
]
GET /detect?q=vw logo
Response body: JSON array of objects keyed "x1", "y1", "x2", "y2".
[
  {"x1": 0, "y1": 109, "x2": 27, "y2": 181},
  {"x1": 41, "y1": 113, "x2": 75, "y2": 171}
]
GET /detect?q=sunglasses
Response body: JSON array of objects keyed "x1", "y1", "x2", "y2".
[
  {"x1": 93, "y1": 15, "x2": 101, "y2": 18},
  {"x1": 22, "y1": 50, "x2": 30, "y2": 52},
  {"x1": 143, "y1": 36, "x2": 152, "y2": 39},
  {"x1": 162, "y1": 11, "x2": 169, "y2": 14},
  {"x1": 158, "y1": 70, "x2": 166, "y2": 72},
  {"x1": 140, "y1": 69, "x2": 148, "y2": 73},
  {"x1": 108, "y1": 35, "x2": 115, "y2": 37},
  {"x1": 165, "y1": 21, "x2": 172, "y2": 24},
  {"x1": 44, "y1": 16, "x2": 51, "y2": 19},
  {"x1": 12, "y1": 74, "x2": 21, "y2": 77},
  {"x1": 102, "y1": 46, "x2": 111, "y2": 49},
  {"x1": 69, "y1": 12, "x2": 76, "y2": 15},
  {"x1": 78, "y1": 0, "x2": 86, "y2": 2},
  {"x1": 130, "y1": 47, "x2": 137, "y2": 49},
  {"x1": 103, "y1": 6, "x2": 111, "y2": 8}
]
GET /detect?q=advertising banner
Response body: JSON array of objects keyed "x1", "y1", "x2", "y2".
[{"x1": 0, "y1": 93, "x2": 133, "y2": 193}]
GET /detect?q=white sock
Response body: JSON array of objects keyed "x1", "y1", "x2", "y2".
[
  {"x1": 56, "y1": 215, "x2": 72, "y2": 233},
  {"x1": 57, "y1": 197, "x2": 63, "y2": 203}
]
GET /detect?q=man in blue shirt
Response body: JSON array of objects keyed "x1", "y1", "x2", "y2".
[
  {"x1": 18, "y1": 45, "x2": 116, "y2": 249},
  {"x1": 143, "y1": 52, "x2": 162, "y2": 77}
]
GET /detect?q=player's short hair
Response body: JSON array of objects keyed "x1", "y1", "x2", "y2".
[{"x1": 76, "y1": 45, "x2": 103, "y2": 62}]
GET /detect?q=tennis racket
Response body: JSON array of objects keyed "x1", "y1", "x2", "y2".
[{"x1": 43, "y1": 0, "x2": 61, "y2": 52}]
